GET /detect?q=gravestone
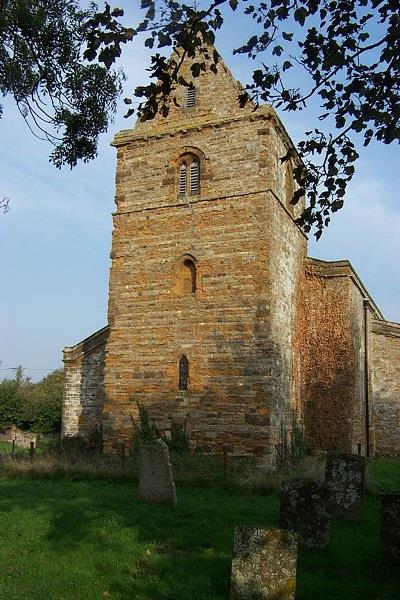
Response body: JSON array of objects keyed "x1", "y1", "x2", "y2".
[
  {"x1": 380, "y1": 492, "x2": 400, "y2": 566},
  {"x1": 139, "y1": 439, "x2": 177, "y2": 506},
  {"x1": 325, "y1": 453, "x2": 365, "y2": 520},
  {"x1": 280, "y1": 479, "x2": 330, "y2": 548},
  {"x1": 230, "y1": 527, "x2": 297, "y2": 600}
]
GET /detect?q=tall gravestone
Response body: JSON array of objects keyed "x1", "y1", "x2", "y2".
[
  {"x1": 380, "y1": 492, "x2": 400, "y2": 566},
  {"x1": 325, "y1": 453, "x2": 365, "y2": 521},
  {"x1": 138, "y1": 439, "x2": 177, "y2": 506},
  {"x1": 230, "y1": 527, "x2": 297, "y2": 600},
  {"x1": 280, "y1": 479, "x2": 330, "y2": 548}
]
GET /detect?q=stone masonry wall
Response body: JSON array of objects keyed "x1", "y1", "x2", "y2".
[
  {"x1": 269, "y1": 194, "x2": 307, "y2": 450},
  {"x1": 1, "y1": 426, "x2": 38, "y2": 449},
  {"x1": 62, "y1": 327, "x2": 108, "y2": 438},
  {"x1": 102, "y1": 53, "x2": 306, "y2": 465},
  {"x1": 61, "y1": 49, "x2": 400, "y2": 460},
  {"x1": 371, "y1": 320, "x2": 400, "y2": 456},
  {"x1": 295, "y1": 259, "x2": 380, "y2": 454}
]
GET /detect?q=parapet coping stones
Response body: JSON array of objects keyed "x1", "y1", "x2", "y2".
[
  {"x1": 138, "y1": 439, "x2": 177, "y2": 506},
  {"x1": 230, "y1": 526, "x2": 297, "y2": 600}
]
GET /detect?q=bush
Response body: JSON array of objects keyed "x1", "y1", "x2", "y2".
[
  {"x1": 0, "y1": 368, "x2": 63, "y2": 434},
  {"x1": 0, "y1": 379, "x2": 23, "y2": 431}
]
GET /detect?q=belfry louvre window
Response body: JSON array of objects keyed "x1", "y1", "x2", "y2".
[
  {"x1": 179, "y1": 163, "x2": 187, "y2": 195},
  {"x1": 187, "y1": 87, "x2": 196, "y2": 108},
  {"x1": 190, "y1": 160, "x2": 200, "y2": 194},
  {"x1": 178, "y1": 156, "x2": 200, "y2": 196}
]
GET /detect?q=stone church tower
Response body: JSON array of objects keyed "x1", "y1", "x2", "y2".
[{"x1": 62, "y1": 49, "x2": 400, "y2": 464}]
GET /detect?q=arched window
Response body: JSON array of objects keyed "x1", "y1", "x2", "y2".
[
  {"x1": 183, "y1": 258, "x2": 196, "y2": 294},
  {"x1": 172, "y1": 254, "x2": 198, "y2": 297},
  {"x1": 178, "y1": 155, "x2": 200, "y2": 196},
  {"x1": 178, "y1": 355, "x2": 189, "y2": 390}
]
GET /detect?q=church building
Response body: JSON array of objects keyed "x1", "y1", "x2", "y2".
[{"x1": 62, "y1": 49, "x2": 400, "y2": 466}]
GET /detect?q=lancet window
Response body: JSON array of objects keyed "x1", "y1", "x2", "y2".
[{"x1": 178, "y1": 355, "x2": 189, "y2": 390}]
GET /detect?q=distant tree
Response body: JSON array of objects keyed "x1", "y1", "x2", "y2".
[
  {"x1": 0, "y1": 0, "x2": 123, "y2": 167},
  {"x1": 84, "y1": 0, "x2": 399, "y2": 237},
  {"x1": 0, "y1": 367, "x2": 63, "y2": 433},
  {"x1": 0, "y1": 378, "x2": 21, "y2": 431},
  {"x1": 20, "y1": 369, "x2": 64, "y2": 433},
  {"x1": 0, "y1": 365, "x2": 29, "y2": 430}
]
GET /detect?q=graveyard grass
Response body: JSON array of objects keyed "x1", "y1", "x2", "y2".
[
  {"x1": 0, "y1": 441, "x2": 26, "y2": 453},
  {"x1": 0, "y1": 458, "x2": 399, "y2": 599}
]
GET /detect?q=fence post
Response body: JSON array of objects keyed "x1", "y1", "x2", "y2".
[
  {"x1": 11, "y1": 439, "x2": 15, "y2": 456},
  {"x1": 29, "y1": 441, "x2": 35, "y2": 462}
]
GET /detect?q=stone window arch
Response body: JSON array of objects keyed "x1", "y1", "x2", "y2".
[
  {"x1": 177, "y1": 154, "x2": 200, "y2": 196},
  {"x1": 172, "y1": 254, "x2": 198, "y2": 296},
  {"x1": 178, "y1": 355, "x2": 189, "y2": 390}
]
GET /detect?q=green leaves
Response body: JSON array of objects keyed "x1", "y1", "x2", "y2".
[
  {"x1": 2, "y1": 0, "x2": 399, "y2": 235},
  {"x1": 232, "y1": 0, "x2": 400, "y2": 235},
  {"x1": 1, "y1": 0, "x2": 122, "y2": 167},
  {"x1": 0, "y1": 369, "x2": 63, "y2": 433},
  {"x1": 294, "y1": 7, "x2": 308, "y2": 26}
]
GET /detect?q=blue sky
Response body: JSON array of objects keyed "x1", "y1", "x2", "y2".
[{"x1": 1, "y1": 1, "x2": 399, "y2": 381}]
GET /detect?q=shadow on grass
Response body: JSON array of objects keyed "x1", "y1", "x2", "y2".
[
  {"x1": 0, "y1": 474, "x2": 399, "y2": 599},
  {"x1": 0, "y1": 476, "x2": 278, "y2": 600}
]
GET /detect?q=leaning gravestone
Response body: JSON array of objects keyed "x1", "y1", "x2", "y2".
[
  {"x1": 280, "y1": 479, "x2": 330, "y2": 548},
  {"x1": 230, "y1": 527, "x2": 297, "y2": 600},
  {"x1": 380, "y1": 492, "x2": 400, "y2": 566},
  {"x1": 325, "y1": 453, "x2": 365, "y2": 521},
  {"x1": 138, "y1": 439, "x2": 177, "y2": 506}
]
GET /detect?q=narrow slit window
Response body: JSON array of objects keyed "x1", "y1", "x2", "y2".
[
  {"x1": 187, "y1": 87, "x2": 196, "y2": 108},
  {"x1": 179, "y1": 162, "x2": 187, "y2": 195},
  {"x1": 179, "y1": 355, "x2": 189, "y2": 390},
  {"x1": 190, "y1": 159, "x2": 200, "y2": 195}
]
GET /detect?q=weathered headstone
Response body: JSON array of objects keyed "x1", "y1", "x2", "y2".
[
  {"x1": 380, "y1": 492, "x2": 400, "y2": 566},
  {"x1": 138, "y1": 439, "x2": 177, "y2": 506},
  {"x1": 325, "y1": 453, "x2": 365, "y2": 520},
  {"x1": 280, "y1": 478, "x2": 330, "y2": 548},
  {"x1": 230, "y1": 527, "x2": 297, "y2": 600}
]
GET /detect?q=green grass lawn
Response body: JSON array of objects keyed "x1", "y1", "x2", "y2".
[
  {"x1": 0, "y1": 459, "x2": 399, "y2": 600},
  {"x1": 0, "y1": 441, "x2": 27, "y2": 454},
  {"x1": 0, "y1": 441, "x2": 13, "y2": 452}
]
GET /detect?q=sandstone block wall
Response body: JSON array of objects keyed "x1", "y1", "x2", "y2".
[
  {"x1": 61, "y1": 46, "x2": 400, "y2": 461},
  {"x1": 295, "y1": 258, "x2": 381, "y2": 455},
  {"x1": 62, "y1": 327, "x2": 108, "y2": 438},
  {"x1": 102, "y1": 53, "x2": 306, "y2": 465},
  {"x1": 1, "y1": 426, "x2": 38, "y2": 449},
  {"x1": 371, "y1": 320, "x2": 400, "y2": 456}
]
